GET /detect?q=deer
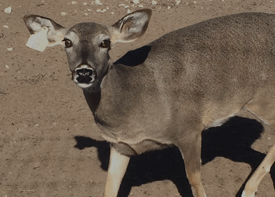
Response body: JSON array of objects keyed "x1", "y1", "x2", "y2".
[{"x1": 23, "y1": 9, "x2": 275, "y2": 197}]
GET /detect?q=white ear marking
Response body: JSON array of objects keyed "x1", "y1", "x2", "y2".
[
  {"x1": 119, "y1": 20, "x2": 124, "y2": 32},
  {"x1": 29, "y1": 22, "x2": 42, "y2": 32}
]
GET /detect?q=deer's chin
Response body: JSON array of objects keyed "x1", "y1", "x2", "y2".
[
  {"x1": 75, "y1": 82, "x2": 93, "y2": 89},
  {"x1": 72, "y1": 75, "x2": 94, "y2": 89},
  {"x1": 73, "y1": 74, "x2": 95, "y2": 87},
  {"x1": 74, "y1": 78, "x2": 101, "y2": 92}
]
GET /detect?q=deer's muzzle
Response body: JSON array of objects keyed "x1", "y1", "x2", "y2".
[{"x1": 72, "y1": 64, "x2": 97, "y2": 88}]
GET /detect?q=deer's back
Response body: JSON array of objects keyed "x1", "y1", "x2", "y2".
[{"x1": 143, "y1": 12, "x2": 275, "y2": 124}]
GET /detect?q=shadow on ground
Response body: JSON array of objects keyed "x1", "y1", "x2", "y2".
[{"x1": 74, "y1": 116, "x2": 273, "y2": 197}]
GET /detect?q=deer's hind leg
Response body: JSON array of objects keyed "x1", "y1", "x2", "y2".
[{"x1": 242, "y1": 97, "x2": 275, "y2": 197}]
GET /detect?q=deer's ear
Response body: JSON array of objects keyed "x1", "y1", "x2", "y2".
[
  {"x1": 23, "y1": 15, "x2": 66, "y2": 47},
  {"x1": 110, "y1": 9, "x2": 152, "y2": 45}
]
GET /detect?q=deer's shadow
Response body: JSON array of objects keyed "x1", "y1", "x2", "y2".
[{"x1": 74, "y1": 116, "x2": 274, "y2": 197}]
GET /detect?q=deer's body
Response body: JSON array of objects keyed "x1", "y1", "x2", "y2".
[
  {"x1": 89, "y1": 13, "x2": 275, "y2": 155},
  {"x1": 24, "y1": 10, "x2": 275, "y2": 197}
]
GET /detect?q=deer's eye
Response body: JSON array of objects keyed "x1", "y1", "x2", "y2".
[
  {"x1": 63, "y1": 39, "x2": 73, "y2": 48},
  {"x1": 100, "y1": 39, "x2": 111, "y2": 49}
]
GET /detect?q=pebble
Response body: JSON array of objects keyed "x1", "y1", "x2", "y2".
[
  {"x1": 175, "y1": 0, "x2": 181, "y2": 5},
  {"x1": 5, "y1": 65, "x2": 9, "y2": 69},
  {"x1": 96, "y1": 9, "x2": 106, "y2": 13},
  {"x1": 152, "y1": 0, "x2": 157, "y2": 5},
  {"x1": 119, "y1": 4, "x2": 131, "y2": 9},
  {"x1": 133, "y1": 0, "x2": 140, "y2": 4},
  {"x1": 7, "y1": 48, "x2": 13, "y2": 51},
  {"x1": 61, "y1": 12, "x2": 67, "y2": 16},
  {"x1": 71, "y1": 1, "x2": 77, "y2": 4},
  {"x1": 95, "y1": 0, "x2": 103, "y2": 5},
  {"x1": 3, "y1": 25, "x2": 9, "y2": 28},
  {"x1": 33, "y1": 162, "x2": 40, "y2": 169},
  {"x1": 4, "y1": 6, "x2": 12, "y2": 14}
]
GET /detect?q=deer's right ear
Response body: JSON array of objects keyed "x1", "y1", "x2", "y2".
[
  {"x1": 23, "y1": 15, "x2": 66, "y2": 47},
  {"x1": 109, "y1": 9, "x2": 152, "y2": 45}
]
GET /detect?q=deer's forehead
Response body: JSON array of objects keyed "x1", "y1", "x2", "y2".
[{"x1": 66, "y1": 22, "x2": 110, "y2": 41}]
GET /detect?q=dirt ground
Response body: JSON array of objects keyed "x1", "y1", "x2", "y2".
[{"x1": 2, "y1": 0, "x2": 275, "y2": 196}]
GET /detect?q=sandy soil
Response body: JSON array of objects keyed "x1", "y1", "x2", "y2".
[{"x1": 1, "y1": 0, "x2": 275, "y2": 196}]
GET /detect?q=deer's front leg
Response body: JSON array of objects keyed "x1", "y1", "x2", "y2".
[
  {"x1": 176, "y1": 131, "x2": 207, "y2": 197},
  {"x1": 104, "y1": 145, "x2": 130, "y2": 197}
]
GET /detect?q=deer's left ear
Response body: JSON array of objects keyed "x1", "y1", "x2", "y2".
[
  {"x1": 109, "y1": 9, "x2": 152, "y2": 45},
  {"x1": 23, "y1": 14, "x2": 66, "y2": 46}
]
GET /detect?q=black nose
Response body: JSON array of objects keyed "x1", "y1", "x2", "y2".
[
  {"x1": 77, "y1": 68, "x2": 93, "y2": 77},
  {"x1": 76, "y1": 68, "x2": 94, "y2": 84}
]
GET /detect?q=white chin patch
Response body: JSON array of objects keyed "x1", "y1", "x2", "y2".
[{"x1": 76, "y1": 82, "x2": 93, "y2": 89}]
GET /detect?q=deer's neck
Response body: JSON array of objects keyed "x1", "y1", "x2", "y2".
[
  {"x1": 82, "y1": 64, "x2": 139, "y2": 127},
  {"x1": 83, "y1": 45, "x2": 154, "y2": 129}
]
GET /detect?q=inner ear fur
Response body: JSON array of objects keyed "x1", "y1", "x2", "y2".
[{"x1": 110, "y1": 9, "x2": 152, "y2": 44}]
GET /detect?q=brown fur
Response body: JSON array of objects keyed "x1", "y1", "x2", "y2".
[{"x1": 24, "y1": 10, "x2": 275, "y2": 197}]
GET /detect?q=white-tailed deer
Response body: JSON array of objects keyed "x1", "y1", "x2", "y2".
[{"x1": 23, "y1": 9, "x2": 275, "y2": 197}]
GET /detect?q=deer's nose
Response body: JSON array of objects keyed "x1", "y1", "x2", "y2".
[
  {"x1": 76, "y1": 68, "x2": 94, "y2": 83},
  {"x1": 72, "y1": 64, "x2": 97, "y2": 88},
  {"x1": 77, "y1": 68, "x2": 94, "y2": 77}
]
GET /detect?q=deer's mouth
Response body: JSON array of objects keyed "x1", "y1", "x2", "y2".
[{"x1": 72, "y1": 65, "x2": 97, "y2": 88}]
